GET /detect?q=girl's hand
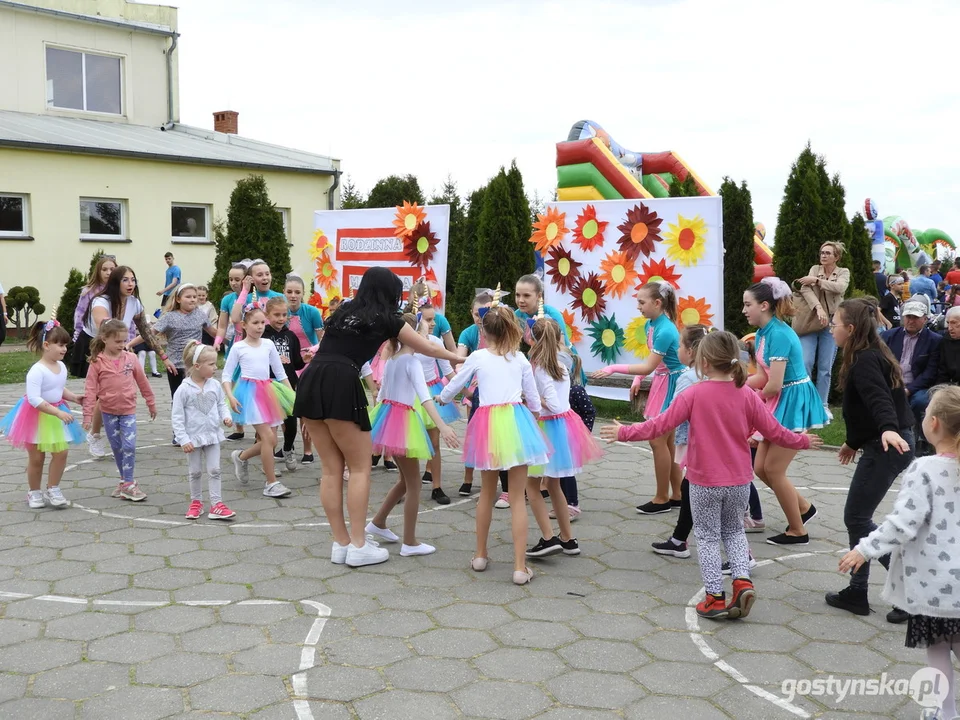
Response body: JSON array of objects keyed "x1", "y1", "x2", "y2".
[
  {"x1": 165, "y1": 360, "x2": 178, "y2": 376},
  {"x1": 223, "y1": 418, "x2": 234, "y2": 428},
  {"x1": 440, "y1": 425, "x2": 460, "y2": 449},
  {"x1": 838, "y1": 548, "x2": 866, "y2": 574},
  {"x1": 58, "y1": 410, "x2": 75, "y2": 424},
  {"x1": 82, "y1": 422, "x2": 91, "y2": 432},
  {"x1": 229, "y1": 397, "x2": 241, "y2": 414},
  {"x1": 881, "y1": 430, "x2": 910, "y2": 454},
  {"x1": 149, "y1": 409, "x2": 157, "y2": 421},
  {"x1": 302, "y1": 350, "x2": 314, "y2": 363},
  {"x1": 591, "y1": 367, "x2": 614, "y2": 379},
  {"x1": 73, "y1": 393, "x2": 85, "y2": 405},
  {"x1": 802, "y1": 432, "x2": 823, "y2": 449},
  {"x1": 280, "y1": 355, "x2": 290, "y2": 364},
  {"x1": 599, "y1": 420, "x2": 622, "y2": 443},
  {"x1": 182, "y1": 443, "x2": 195, "y2": 454},
  {"x1": 837, "y1": 443, "x2": 856, "y2": 465},
  {"x1": 435, "y1": 395, "x2": 447, "y2": 405},
  {"x1": 242, "y1": 276, "x2": 253, "y2": 291},
  {"x1": 213, "y1": 337, "x2": 223, "y2": 351}
]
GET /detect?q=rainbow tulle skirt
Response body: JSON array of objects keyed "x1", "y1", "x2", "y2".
[
  {"x1": 369, "y1": 400, "x2": 435, "y2": 460},
  {"x1": 427, "y1": 378, "x2": 461, "y2": 425},
  {"x1": 0, "y1": 397, "x2": 84, "y2": 453},
  {"x1": 530, "y1": 409, "x2": 603, "y2": 477},
  {"x1": 232, "y1": 378, "x2": 295, "y2": 427},
  {"x1": 463, "y1": 403, "x2": 550, "y2": 471}
]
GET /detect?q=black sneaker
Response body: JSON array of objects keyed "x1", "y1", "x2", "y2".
[
  {"x1": 300, "y1": 454, "x2": 314, "y2": 464},
  {"x1": 801, "y1": 504, "x2": 818, "y2": 524},
  {"x1": 670, "y1": 498, "x2": 682, "y2": 508},
  {"x1": 226, "y1": 432, "x2": 245, "y2": 442},
  {"x1": 372, "y1": 455, "x2": 381, "y2": 467},
  {"x1": 540, "y1": 489, "x2": 550, "y2": 498},
  {"x1": 431, "y1": 487, "x2": 450, "y2": 505},
  {"x1": 560, "y1": 538, "x2": 580, "y2": 556},
  {"x1": 273, "y1": 450, "x2": 284, "y2": 461},
  {"x1": 151, "y1": 372, "x2": 163, "y2": 378},
  {"x1": 422, "y1": 471, "x2": 433, "y2": 485},
  {"x1": 526, "y1": 536, "x2": 563, "y2": 558},
  {"x1": 383, "y1": 460, "x2": 397, "y2": 470},
  {"x1": 766, "y1": 532, "x2": 809, "y2": 546},
  {"x1": 886, "y1": 607, "x2": 909, "y2": 624},
  {"x1": 637, "y1": 501, "x2": 672, "y2": 515},
  {"x1": 651, "y1": 539, "x2": 691, "y2": 558},
  {"x1": 458, "y1": 483, "x2": 474, "y2": 496},
  {"x1": 721, "y1": 556, "x2": 758, "y2": 575},
  {"x1": 825, "y1": 586, "x2": 870, "y2": 616}
]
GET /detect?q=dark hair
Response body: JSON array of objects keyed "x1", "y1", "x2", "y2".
[
  {"x1": 26, "y1": 321, "x2": 70, "y2": 353},
  {"x1": 85, "y1": 255, "x2": 118, "y2": 292},
  {"x1": 102, "y1": 266, "x2": 142, "y2": 322},
  {"x1": 164, "y1": 252, "x2": 174, "y2": 259},
  {"x1": 746, "y1": 280, "x2": 795, "y2": 320},
  {"x1": 325, "y1": 267, "x2": 403, "y2": 334},
  {"x1": 836, "y1": 298, "x2": 903, "y2": 392},
  {"x1": 680, "y1": 324, "x2": 709, "y2": 355}
]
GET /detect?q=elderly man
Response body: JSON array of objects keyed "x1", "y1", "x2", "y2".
[{"x1": 936, "y1": 306, "x2": 960, "y2": 385}]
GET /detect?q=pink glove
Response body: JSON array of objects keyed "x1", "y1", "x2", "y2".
[
  {"x1": 631, "y1": 375, "x2": 643, "y2": 390},
  {"x1": 213, "y1": 336, "x2": 223, "y2": 351},
  {"x1": 236, "y1": 286, "x2": 250, "y2": 307},
  {"x1": 606, "y1": 364, "x2": 631, "y2": 374}
]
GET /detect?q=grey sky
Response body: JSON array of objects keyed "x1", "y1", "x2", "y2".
[{"x1": 177, "y1": 0, "x2": 959, "y2": 245}]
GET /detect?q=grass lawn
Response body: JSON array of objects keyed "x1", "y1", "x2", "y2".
[{"x1": 0, "y1": 351, "x2": 35, "y2": 385}]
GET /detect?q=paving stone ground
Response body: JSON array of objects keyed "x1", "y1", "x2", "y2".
[{"x1": 0, "y1": 377, "x2": 955, "y2": 719}]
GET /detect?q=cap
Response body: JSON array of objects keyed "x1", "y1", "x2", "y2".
[{"x1": 902, "y1": 301, "x2": 928, "y2": 318}]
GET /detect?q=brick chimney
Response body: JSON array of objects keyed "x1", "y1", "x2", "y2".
[{"x1": 213, "y1": 111, "x2": 239, "y2": 134}]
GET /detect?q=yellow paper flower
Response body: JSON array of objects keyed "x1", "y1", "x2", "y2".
[
  {"x1": 393, "y1": 201, "x2": 427, "y2": 239},
  {"x1": 624, "y1": 315, "x2": 650, "y2": 359},
  {"x1": 310, "y1": 229, "x2": 332, "y2": 261},
  {"x1": 664, "y1": 214, "x2": 708, "y2": 266}
]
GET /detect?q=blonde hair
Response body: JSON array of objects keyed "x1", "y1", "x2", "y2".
[
  {"x1": 265, "y1": 296, "x2": 288, "y2": 314},
  {"x1": 820, "y1": 241, "x2": 845, "y2": 261},
  {"x1": 695, "y1": 331, "x2": 748, "y2": 388},
  {"x1": 182, "y1": 339, "x2": 217, "y2": 371},
  {"x1": 926, "y1": 385, "x2": 960, "y2": 456},
  {"x1": 164, "y1": 283, "x2": 197, "y2": 313},
  {"x1": 529, "y1": 318, "x2": 565, "y2": 382},
  {"x1": 88, "y1": 319, "x2": 128, "y2": 363},
  {"x1": 481, "y1": 305, "x2": 522, "y2": 355},
  {"x1": 639, "y1": 282, "x2": 678, "y2": 323}
]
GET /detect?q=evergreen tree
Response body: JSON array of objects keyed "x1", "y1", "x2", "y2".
[
  {"x1": 668, "y1": 174, "x2": 700, "y2": 197},
  {"x1": 365, "y1": 174, "x2": 424, "y2": 208},
  {"x1": 430, "y1": 176, "x2": 466, "y2": 326},
  {"x1": 773, "y1": 144, "x2": 824, "y2": 285},
  {"x1": 505, "y1": 161, "x2": 533, "y2": 276},
  {"x1": 55, "y1": 269, "x2": 85, "y2": 338},
  {"x1": 339, "y1": 176, "x2": 365, "y2": 209},
  {"x1": 447, "y1": 186, "x2": 487, "y2": 333},
  {"x1": 718, "y1": 177, "x2": 755, "y2": 337},
  {"x1": 848, "y1": 212, "x2": 875, "y2": 296},
  {"x1": 208, "y1": 175, "x2": 290, "y2": 297},
  {"x1": 86, "y1": 248, "x2": 107, "y2": 277}
]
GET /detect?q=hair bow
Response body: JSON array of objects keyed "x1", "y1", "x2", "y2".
[
  {"x1": 42, "y1": 314, "x2": 59, "y2": 342},
  {"x1": 760, "y1": 276, "x2": 791, "y2": 300},
  {"x1": 478, "y1": 283, "x2": 501, "y2": 319}
]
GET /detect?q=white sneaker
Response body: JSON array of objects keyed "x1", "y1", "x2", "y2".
[
  {"x1": 26, "y1": 490, "x2": 44, "y2": 509},
  {"x1": 86, "y1": 432, "x2": 107, "y2": 458},
  {"x1": 263, "y1": 481, "x2": 291, "y2": 498},
  {"x1": 495, "y1": 492, "x2": 510, "y2": 509},
  {"x1": 345, "y1": 541, "x2": 389, "y2": 567},
  {"x1": 284, "y1": 450, "x2": 297, "y2": 472},
  {"x1": 400, "y1": 542, "x2": 436, "y2": 557},
  {"x1": 824, "y1": 405, "x2": 834, "y2": 423},
  {"x1": 43, "y1": 487, "x2": 69, "y2": 508},
  {"x1": 231, "y1": 450, "x2": 249, "y2": 484},
  {"x1": 331, "y1": 542, "x2": 348, "y2": 564},
  {"x1": 365, "y1": 522, "x2": 399, "y2": 543}
]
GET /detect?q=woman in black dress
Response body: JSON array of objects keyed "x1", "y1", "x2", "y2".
[{"x1": 295, "y1": 267, "x2": 462, "y2": 568}]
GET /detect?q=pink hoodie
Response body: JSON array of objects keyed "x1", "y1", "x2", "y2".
[{"x1": 82, "y1": 351, "x2": 156, "y2": 423}]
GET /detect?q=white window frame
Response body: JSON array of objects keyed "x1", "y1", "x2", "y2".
[
  {"x1": 79, "y1": 197, "x2": 127, "y2": 242},
  {"x1": 45, "y1": 45, "x2": 124, "y2": 116},
  {"x1": 0, "y1": 193, "x2": 30, "y2": 239},
  {"x1": 276, "y1": 207, "x2": 291, "y2": 243},
  {"x1": 171, "y1": 203, "x2": 212, "y2": 244}
]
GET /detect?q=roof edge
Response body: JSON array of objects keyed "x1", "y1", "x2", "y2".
[
  {"x1": 0, "y1": 0, "x2": 176, "y2": 35},
  {"x1": 171, "y1": 123, "x2": 341, "y2": 165}
]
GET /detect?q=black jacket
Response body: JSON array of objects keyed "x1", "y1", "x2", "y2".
[
  {"x1": 842, "y1": 347, "x2": 913, "y2": 450},
  {"x1": 263, "y1": 325, "x2": 303, "y2": 387},
  {"x1": 880, "y1": 326, "x2": 942, "y2": 394},
  {"x1": 936, "y1": 334, "x2": 960, "y2": 385}
]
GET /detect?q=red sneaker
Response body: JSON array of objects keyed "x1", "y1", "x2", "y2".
[
  {"x1": 208, "y1": 502, "x2": 236, "y2": 520},
  {"x1": 696, "y1": 592, "x2": 729, "y2": 619},
  {"x1": 727, "y1": 578, "x2": 756, "y2": 619},
  {"x1": 185, "y1": 500, "x2": 203, "y2": 519}
]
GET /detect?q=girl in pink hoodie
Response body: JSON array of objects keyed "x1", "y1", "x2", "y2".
[{"x1": 82, "y1": 320, "x2": 156, "y2": 502}]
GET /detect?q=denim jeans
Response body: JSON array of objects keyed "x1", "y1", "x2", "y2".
[
  {"x1": 799, "y1": 327, "x2": 836, "y2": 406},
  {"x1": 844, "y1": 428, "x2": 915, "y2": 590},
  {"x1": 908, "y1": 389, "x2": 931, "y2": 432}
]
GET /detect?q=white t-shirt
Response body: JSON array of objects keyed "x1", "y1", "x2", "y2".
[
  {"x1": 533, "y1": 364, "x2": 571, "y2": 416},
  {"x1": 25, "y1": 361, "x2": 68, "y2": 408},
  {"x1": 416, "y1": 335, "x2": 453, "y2": 383},
  {"x1": 376, "y1": 354, "x2": 432, "y2": 407},
  {"x1": 439, "y1": 349, "x2": 541, "y2": 412},
  {"x1": 222, "y1": 339, "x2": 285, "y2": 381},
  {"x1": 87, "y1": 296, "x2": 144, "y2": 338}
]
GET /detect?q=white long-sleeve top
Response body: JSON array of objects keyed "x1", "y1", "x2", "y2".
[
  {"x1": 533, "y1": 363, "x2": 571, "y2": 416},
  {"x1": 376, "y1": 354, "x2": 432, "y2": 407},
  {"x1": 439, "y1": 349, "x2": 541, "y2": 413},
  {"x1": 416, "y1": 335, "x2": 453, "y2": 383},
  {"x1": 222, "y1": 339, "x2": 286, "y2": 382},
  {"x1": 25, "y1": 361, "x2": 68, "y2": 408},
  {"x1": 171, "y1": 377, "x2": 232, "y2": 447}
]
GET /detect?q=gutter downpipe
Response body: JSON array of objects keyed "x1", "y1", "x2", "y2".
[
  {"x1": 165, "y1": 33, "x2": 179, "y2": 127},
  {"x1": 327, "y1": 169, "x2": 341, "y2": 210}
]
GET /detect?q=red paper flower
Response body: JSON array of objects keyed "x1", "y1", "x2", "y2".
[
  {"x1": 635, "y1": 258, "x2": 682, "y2": 291},
  {"x1": 617, "y1": 203, "x2": 663, "y2": 260},
  {"x1": 571, "y1": 272, "x2": 606, "y2": 323},
  {"x1": 404, "y1": 221, "x2": 440, "y2": 270},
  {"x1": 572, "y1": 204, "x2": 608, "y2": 252},
  {"x1": 545, "y1": 245, "x2": 582, "y2": 293}
]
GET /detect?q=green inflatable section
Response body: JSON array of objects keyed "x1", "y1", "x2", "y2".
[
  {"x1": 642, "y1": 173, "x2": 675, "y2": 199},
  {"x1": 556, "y1": 163, "x2": 623, "y2": 200}
]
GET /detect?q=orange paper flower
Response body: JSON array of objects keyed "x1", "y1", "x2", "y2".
[
  {"x1": 599, "y1": 250, "x2": 638, "y2": 299},
  {"x1": 404, "y1": 221, "x2": 439, "y2": 270},
  {"x1": 561, "y1": 309, "x2": 583, "y2": 344},
  {"x1": 635, "y1": 258, "x2": 682, "y2": 291},
  {"x1": 546, "y1": 245, "x2": 582, "y2": 294},
  {"x1": 617, "y1": 203, "x2": 663, "y2": 260},
  {"x1": 571, "y1": 272, "x2": 606, "y2": 323},
  {"x1": 677, "y1": 296, "x2": 714, "y2": 327},
  {"x1": 572, "y1": 204, "x2": 608, "y2": 252},
  {"x1": 315, "y1": 252, "x2": 339, "y2": 290},
  {"x1": 393, "y1": 201, "x2": 427, "y2": 239},
  {"x1": 530, "y1": 206, "x2": 569, "y2": 254},
  {"x1": 664, "y1": 214, "x2": 708, "y2": 266}
]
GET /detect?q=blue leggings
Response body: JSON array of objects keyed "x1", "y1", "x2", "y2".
[{"x1": 102, "y1": 412, "x2": 137, "y2": 485}]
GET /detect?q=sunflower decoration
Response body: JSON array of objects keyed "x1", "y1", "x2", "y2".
[
  {"x1": 624, "y1": 315, "x2": 650, "y2": 359},
  {"x1": 572, "y1": 204, "x2": 608, "y2": 252},
  {"x1": 677, "y1": 296, "x2": 714, "y2": 328},
  {"x1": 587, "y1": 314, "x2": 625, "y2": 364},
  {"x1": 545, "y1": 245, "x2": 582, "y2": 294},
  {"x1": 309, "y1": 229, "x2": 332, "y2": 261},
  {"x1": 635, "y1": 257, "x2": 682, "y2": 292},
  {"x1": 616, "y1": 203, "x2": 663, "y2": 260},
  {"x1": 404, "y1": 221, "x2": 440, "y2": 270},
  {"x1": 315, "y1": 250, "x2": 338, "y2": 290},
  {"x1": 529, "y1": 206, "x2": 569, "y2": 254},
  {"x1": 571, "y1": 272, "x2": 606, "y2": 323},
  {"x1": 392, "y1": 201, "x2": 427, "y2": 239},
  {"x1": 599, "y1": 250, "x2": 638, "y2": 299},
  {"x1": 561, "y1": 309, "x2": 583, "y2": 344},
  {"x1": 664, "y1": 214, "x2": 708, "y2": 266}
]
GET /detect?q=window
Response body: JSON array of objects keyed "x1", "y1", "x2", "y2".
[
  {"x1": 276, "y1": 208, "x2": 291, "y2": 243},
  {"x1": 80, "y1": 198, "x2": 125, "y2": 241},
  {"x1": 0, "y1": 194, "x2": 29, "y2": 238},
  {"x1": 171, "y1": 204, "x2": 211, "y2": 243},
  {"x1": 46, "y1": 47, "x2": 122, "y2": 114}
]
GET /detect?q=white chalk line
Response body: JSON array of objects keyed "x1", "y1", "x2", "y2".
[
  {"x1": 0, "y1": 589, "x2": 291, "y2": 607},
  {"x1": 292, "y1": 600, "x2": 332, "y2": 720}
]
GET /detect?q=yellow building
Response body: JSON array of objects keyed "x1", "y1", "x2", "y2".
[{"x1": 0, "y1": 0, "x2": 341, "y2": 315}]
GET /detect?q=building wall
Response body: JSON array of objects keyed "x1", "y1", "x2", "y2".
[
  {"x1": 0, "y1": 148, "x2": 335, "y2": 315},
  {"x1": 0, "y1": 0, "x2": 179, "y2": 127}
]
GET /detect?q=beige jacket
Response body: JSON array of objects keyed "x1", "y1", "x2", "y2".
[{"x1": 799, "y1": 264, "x2": 850, "y2": 318}]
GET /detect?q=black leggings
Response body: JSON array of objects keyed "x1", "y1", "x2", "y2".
[
  {"x1": 282, "y1": 416, "x2": 297, "y2": 452},
  {"x1": 166, "y1": 370, "x2": 185, "y2": 398}
]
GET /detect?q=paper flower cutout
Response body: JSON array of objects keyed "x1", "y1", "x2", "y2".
[
  {"x1": 404, "y1": 221, "x2": 439, "y2": 270},
  {"x1": 315, "y1": 251, "x2": 338, "y2": 290},
  {"x1": 530, "y1": 207, "x2": 569, "y2": 254},
  {"x1": 572, "y1": 204, "x2": 608, "y2": 252},
  {"x1": 678, "y1": 296, "x2": 714, "y2": 327},
  {"x1": 571, "y1": 272, "x2": 606, "y2": 323},
  {"x1": 617, "y1": 203, "x2": 663, "y2": 260},
  {"x1": 588, "y1": 314, "x2": 625, "y2": 364},
  {"x1": 307, "y1": 291, "x2": 324, "y2": 310},
  {"x1": 545, "y1": 245, "x2": 582, "y2": 294},
  {"x1": 561, "y1": 309, "x2": 583, "y2": 344},
  {"x1": 310, "y1": 229, "x2": 332, "y2": 261},
  {"x1": 422, "y1": 267, "x2": 443, "y2": 308},
  {"x1": 393, "y1": 201, "x2": 427, "y2": 239},
  {"x1": 635, "y1": 258, "x2": 682, "y2": 291},
  {"x1": 624, "y1": 315, "x2": 650, "y2": 359},
  {"x1": 599, "y1": 250, "x2": 638, "y2": 299},
  {"x1": 664, "y1": 214, "x2": 708, "y2": 266}
]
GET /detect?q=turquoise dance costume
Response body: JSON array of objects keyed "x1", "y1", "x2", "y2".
[
  {"x1": 755, "y1": 316, "x2": 827, "y2": 432},
  {"x1": 643, "y1": 314, "x2": 684, "y2": 419}
]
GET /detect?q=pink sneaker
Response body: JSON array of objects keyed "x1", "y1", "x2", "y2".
[
  {"x1": 743, "y1": 514, "x2": 766, "y2": 533},
  {"x1": 119, "y1": 483, "x2": 147, "y2": 502},
  {"x1": 494, "y1": 492, "x2": 510, "y2": 509},
  {"x1": 549, "y1": 505, "x2": 582, "y2": 521},
  {"x1": 185, "y1": 500, "x2": 203, "y2": 519},
  {"x1": 208, "y1": 502, "x2": 236, "y2": 520}
]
